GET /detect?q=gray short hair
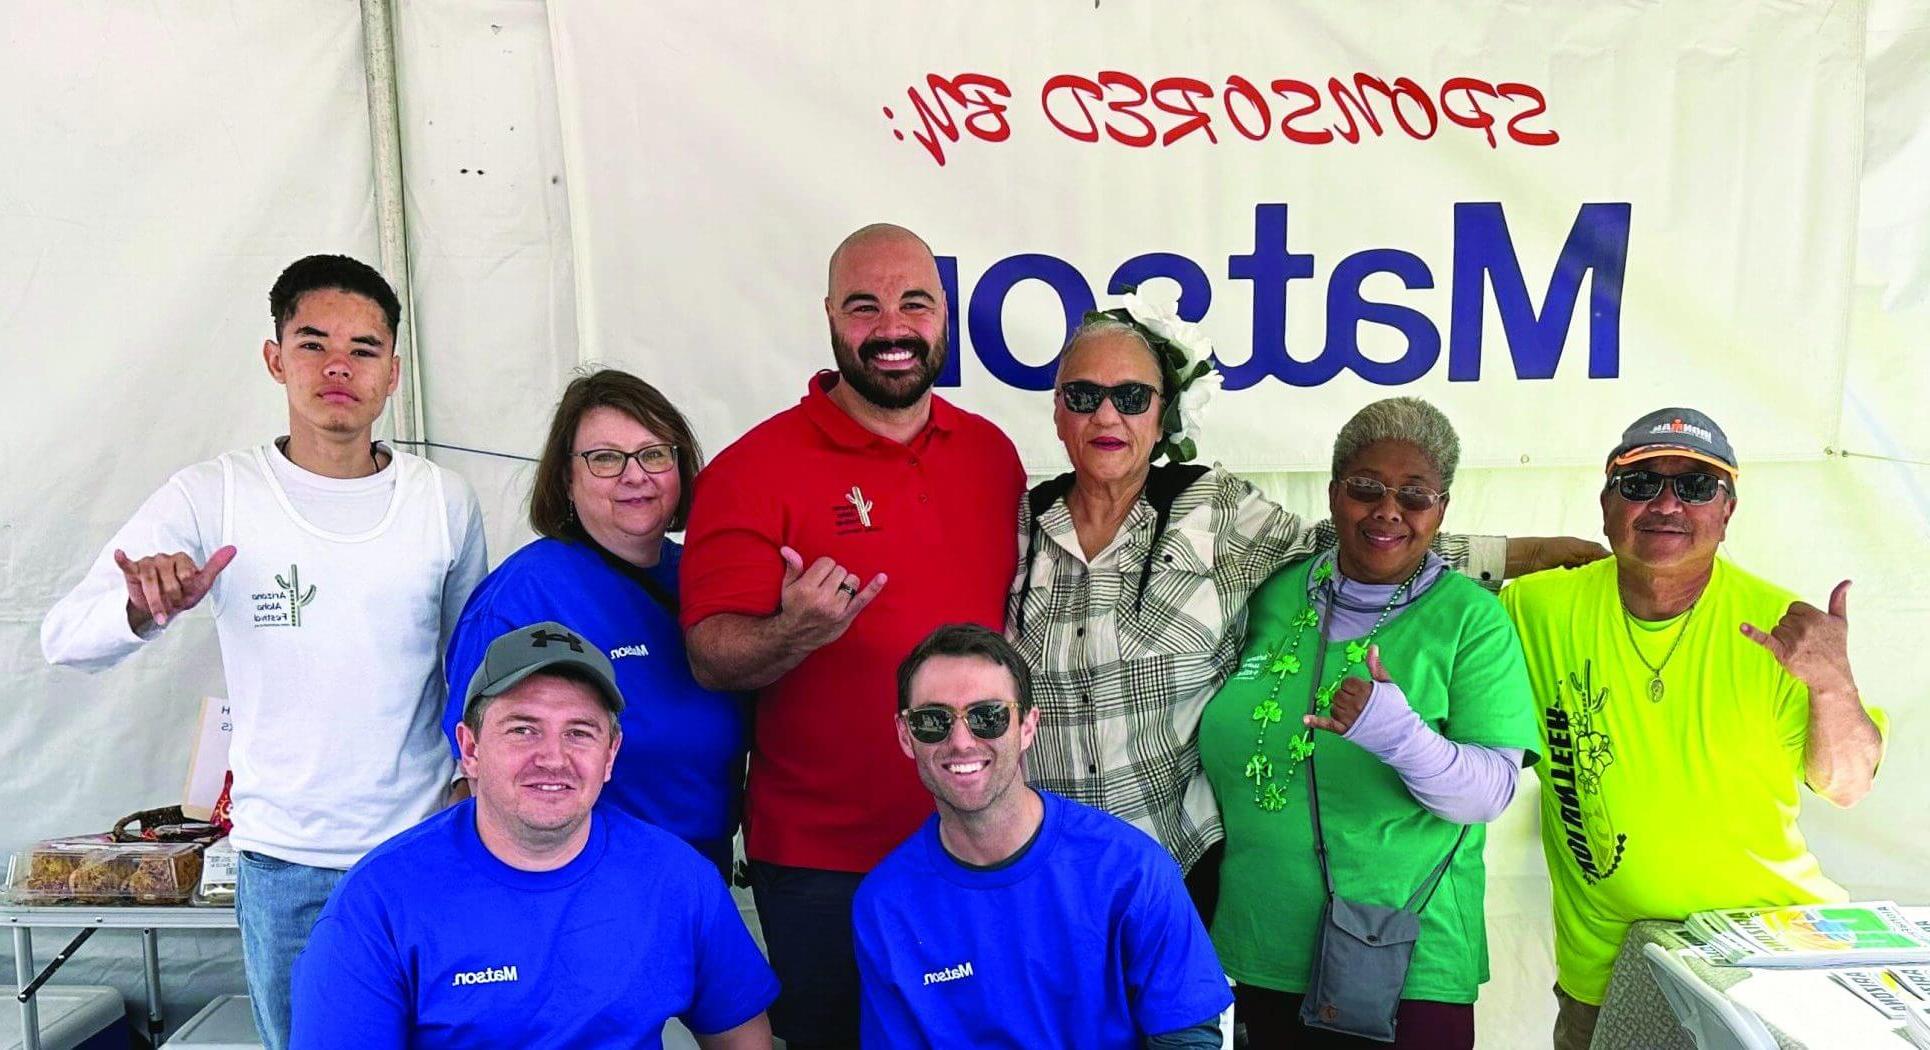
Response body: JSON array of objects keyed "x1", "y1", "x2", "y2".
[
  {"x1": 1331, "y1": 397, "x2": 1461, "y2": 489},
  {"x1": 1054, "y1": 317, "x2": 1163, "y2": 389}
]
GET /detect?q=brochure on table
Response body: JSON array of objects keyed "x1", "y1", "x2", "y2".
[{"x1": 1687, "y1": 902, "x2": 1930, "y2": 968}]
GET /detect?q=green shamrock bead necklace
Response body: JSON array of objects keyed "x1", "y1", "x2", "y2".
[{"x1": 1244, "y1": 555, "x2": 1425, "y2": 812}]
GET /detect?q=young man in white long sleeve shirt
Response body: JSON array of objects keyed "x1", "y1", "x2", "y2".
[{"x1": 41, "y1": 255, "x2": 488, "y2": 1050}]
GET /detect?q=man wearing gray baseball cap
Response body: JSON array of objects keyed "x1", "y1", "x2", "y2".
[
  {"x1": 1498, "y1": 409, "x2": 1887, "y2": 1050},
  {"x1": 290, "y1": 622, "x2": 777, "y2": 1049}
]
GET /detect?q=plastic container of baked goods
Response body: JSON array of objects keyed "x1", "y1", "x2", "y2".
[{"x1": 6, "y1": 839, "x2": 203, "y2": 906}]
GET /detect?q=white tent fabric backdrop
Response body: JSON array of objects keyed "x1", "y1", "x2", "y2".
[{"x1": 2, "y1": 2, "x2": 1924, "y2": 1045}]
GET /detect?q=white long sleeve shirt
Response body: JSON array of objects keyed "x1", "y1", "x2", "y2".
[{"x1": 42, "y1": 441, "x2": 487, "y2": 868}]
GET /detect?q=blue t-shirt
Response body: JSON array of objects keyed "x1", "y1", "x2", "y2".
[
  {"x1": 289, "y1": 800, "x2": 776, "y2": 1049},
  {"x1": 853, "y1": 790, "x2": 1232, "y2": 1049},
  {"x1": 443, "y1": 538, "x2": 748, "y2": 847}
]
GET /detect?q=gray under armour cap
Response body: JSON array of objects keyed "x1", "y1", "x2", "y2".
[
  {"x1": 1607, "y1": 407, "x2": 1739, "y2": 476},
  {"x1": 463, "y1": 621, "x2": 625, "y2": 722}
]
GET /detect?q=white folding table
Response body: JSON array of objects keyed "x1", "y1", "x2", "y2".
[{"x1": 4, "y1": 905, "x2": 238, "y2": 1050}]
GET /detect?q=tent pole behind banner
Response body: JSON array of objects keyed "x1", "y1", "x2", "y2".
[{"x1": 360, "y1": 0, "x2": 425, "y2": 446}]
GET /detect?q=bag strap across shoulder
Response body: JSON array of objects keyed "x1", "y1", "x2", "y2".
[
  {"x1": 1303, "y1": 598, "x2": 1469, "y2": 917},
  {"x1": 1013, "y1": 464, "x2": 1210, "y2": 635},
  {"x1": 1304, "y1": 627, "x2": 1340, "y2": 900}
]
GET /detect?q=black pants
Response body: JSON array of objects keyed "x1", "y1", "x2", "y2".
[
  {"x1": 747, "y1": 859, "x2": 865, "y2": 1050},
  {"x1": 1235, "y1": 984, "x2": 1474, "y2": 1049}
]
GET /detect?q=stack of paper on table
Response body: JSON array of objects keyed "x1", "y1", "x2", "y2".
[
  {"x1": 1686, "y1": 902, "x2": 1930, "y2": 968},
  {"x1": 1902, "y1": 998, "x2": 1930, "y2": 1048},
  {"x1": 1828, "y1": 966, "x2": 1930, "y2": 1020}
]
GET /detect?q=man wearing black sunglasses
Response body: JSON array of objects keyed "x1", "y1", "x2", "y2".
[
  {"x1": 853, "y1": 624, "x2": 1232, "y2": 1050},
  {"x1": 1498, "y1": 408, "x2": 1886, "y2": 1050}
]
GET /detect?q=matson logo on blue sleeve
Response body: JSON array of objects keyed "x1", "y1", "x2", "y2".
[{"x1": 935, "y1": 201, "x2": 1631, "y2": 391}]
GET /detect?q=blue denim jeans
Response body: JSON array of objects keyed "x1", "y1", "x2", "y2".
[{"x1": 236, "y1": 851, "x2": 344, "y2": 1050}]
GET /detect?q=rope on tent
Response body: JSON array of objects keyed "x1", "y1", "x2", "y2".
[
  {"x1": 1832, "y1": 449, "x2": 1930, "y2": 469},
  {"x1": 390, "y1": 440, "x2": 537, "y2": 463}
]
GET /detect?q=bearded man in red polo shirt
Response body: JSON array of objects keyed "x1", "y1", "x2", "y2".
[{"x1": 681, "y1": 223, "x2": 1027, "y2": 1050}]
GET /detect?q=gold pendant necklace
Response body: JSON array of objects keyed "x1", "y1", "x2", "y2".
[{"x1": 1618, "y1": 600, "x2": 1697, "y2": 703}]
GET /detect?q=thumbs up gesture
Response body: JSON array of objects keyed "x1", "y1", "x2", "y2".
[
  {"x1": 117, "y1": 545, "x2": 238, "y2": 631},
  {"x1": 1741, "y1": 580, "x2": 1857, "y2": 695},
  {"x1": 1305, "y1": 644, "x2": 1402, "y2": 736}
]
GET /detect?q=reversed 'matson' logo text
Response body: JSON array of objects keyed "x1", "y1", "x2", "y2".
[
  {"x1": 451, "y1": 964, "x2": 519, "y2": 987},
  {"x1": 922, "y1": 961, "x2": 973, "y2": 986}
]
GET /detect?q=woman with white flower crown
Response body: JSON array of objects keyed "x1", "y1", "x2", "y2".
[{"x1": 1007, "y1": 291, "x2": 1600, "y2": 925}]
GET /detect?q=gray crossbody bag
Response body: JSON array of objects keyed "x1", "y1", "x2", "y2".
[{"x1": 1297, "y1": 627, "x2": 1468, "y2": 1043}]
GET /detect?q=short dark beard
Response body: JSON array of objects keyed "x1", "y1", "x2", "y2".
[{"x1": 831, "y1": 329, "x2": 947, "y2": 410}]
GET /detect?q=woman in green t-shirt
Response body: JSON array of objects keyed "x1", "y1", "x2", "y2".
[{"x1": 1199, "y1": 397, "x2": 1542, "y2": 1049}]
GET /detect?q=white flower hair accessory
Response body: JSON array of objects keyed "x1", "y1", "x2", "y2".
[{"x1": 1087, "y1": 286, "x2": 1221, "y2": 463}]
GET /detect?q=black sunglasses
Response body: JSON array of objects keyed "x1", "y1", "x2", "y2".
[
  {"x1": 1609, "y1": 469, "x2": 1729, "y2": 505},
  {"x1": 1058, "y1": 380, "x2": 1157, "y2": 416},
  {"x1": 1339, "y1": 476, "x2": 1447, "y2": 513},
  {"x1": 901, "y1": 701, "x2": 1018, "y2": 744}
]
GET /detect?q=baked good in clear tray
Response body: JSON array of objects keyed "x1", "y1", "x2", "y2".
[{"x1": 7, "y1": 838, "x2": 204, "y2": 906}]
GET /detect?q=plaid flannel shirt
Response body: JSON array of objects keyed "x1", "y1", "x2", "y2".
[{"x1": 1009, "y1": 467, "x2": 1497, "y2": 871}]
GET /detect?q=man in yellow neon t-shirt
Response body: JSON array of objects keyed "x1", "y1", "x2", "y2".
[{"x1": 1498, "y1": 407, "x2": 1886, "y2": 1050}]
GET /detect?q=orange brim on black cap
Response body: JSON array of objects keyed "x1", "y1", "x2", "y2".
[{"x1": 1609, "y1": 444, "x2": 1739, "y2": 476}]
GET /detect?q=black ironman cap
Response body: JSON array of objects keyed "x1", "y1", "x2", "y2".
[{"x1": 1607, "y1": 407, "x2": 1738, "y2": 476}]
